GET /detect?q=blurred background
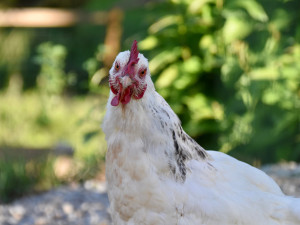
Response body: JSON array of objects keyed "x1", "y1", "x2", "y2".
[{"x1": 0, "y1": 0, "x2": 299, "y2": 203}]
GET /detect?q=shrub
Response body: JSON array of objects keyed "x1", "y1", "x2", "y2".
[{"x1": 139, "y1": 0, "x2": 300, "y2": 163}]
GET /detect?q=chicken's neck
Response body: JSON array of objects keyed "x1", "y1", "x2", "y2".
[{"x1": 103, "y1": 86, "x2": 208, "y2": 182}]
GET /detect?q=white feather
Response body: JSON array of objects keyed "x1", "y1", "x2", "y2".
[{"x1": 102, "y1": 51, "x2": 300, "y2": 225}]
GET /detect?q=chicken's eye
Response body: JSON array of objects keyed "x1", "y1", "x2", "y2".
[
  {"x1": 139, "y1": 69, "x2": 147, "y2": 78},
  {"x1": 114, "y1": 63, "x2": 120, "y2": 71}
]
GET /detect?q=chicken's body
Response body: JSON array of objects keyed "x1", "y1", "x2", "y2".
[{"x1": 102, "y1": 41, "x2": 300, "y2": 225}]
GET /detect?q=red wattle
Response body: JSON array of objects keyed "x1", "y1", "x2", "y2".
[
  {"x1": 133, "y1": 84, "x2": 147, "y2": 99},
  {"x1": 110, "y1": 85, "x2": 118, "y2": 95},
  {"x1": 109, "y1": 79, "x2": 119, "y2": 95},
  {"x1": 111, "y1": 95, "x2": 120, "y2": 106},
  {"x1": 121, "y1": 87, "x2": 132, "y2": 104}
]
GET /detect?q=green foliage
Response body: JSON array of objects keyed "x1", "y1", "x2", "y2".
[
  {"x1": 141, "y1": 0, "x2": 300, "y2": 163},
  {"x1": 0, "y1": 92, "x2": 107, "y2": 159},
  {"x1": 0, "y1": 149, "x2": 104, "y2": 202},
  {"x1": 0, "y1": 155, "x2": 56, "y2": 203},
  {"x1": 35, "y1": 42, "x2": 67, "y2": 96},
  {"x1": 0, "y1": 91, "x2": 107, "y2": 201},
  {"x1": 0, "y1": 159, "x2": 32, "y2": 202},
  {"x1": 0, "y1": 35, "x2": 109, "y2": 200},
  {"x1": 0, "y1": 29, "x2": 33, "y2": 89},
  {"x1": 83, "y1": 44, "x2": 107, "y2": 93}
]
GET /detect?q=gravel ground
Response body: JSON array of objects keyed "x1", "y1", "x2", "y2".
[
  {"x1": 0, "y1": 181, "x2": 110, "y2": 225},
  {"x1": 0, "y1": 163, "x2": 299, "y2": 225}
]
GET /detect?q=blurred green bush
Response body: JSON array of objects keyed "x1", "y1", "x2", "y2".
[
  {"x1": 139, "y1": 0, "x2": 300, "y2": 163},
  {"x1": 0, "y1": 155, "x2": 56, "y2": 203}
]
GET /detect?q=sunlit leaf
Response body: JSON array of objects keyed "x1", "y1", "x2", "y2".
[
  {"x1": 184, "y1": 94, "x2": 214, "y2": 120},
  {"x1": 248, "y1": 67, "x2": 279, "y2": 80},
  {"x1": 221, "y1": 57, "x2": 242, "y2": 85},
  {"x1": 223, "y1": 17, "x2": 253, "y2": 43},
  {"x1": 149, "y1": 47, "x2": 182, "y2": 74},
  {"x1": 281, "y1": 66, "x2": 299, "y2": 82},
  {"x1": 237, "y1": 88, "x2": 253, "y2": 109},
  {"x1": 199, "y1": 35, "x2": 214, "y2": 49},
  {"x1": 182, "y1": 56, "x2": 202, "y2": 74},
  {"x1": 233, "y1": 0, "x2": 268, "y2": 22},
  {"x1": 149, "y1": 15, "x2": 182, "y2": 34},
  {"x1": 188, "y1": 0, "x2": 213, "y2": 14},
  {"x1": 156, "y1": 65, "x2": 178, "y2": 88},
  {"x1": 174, "y1": 74, "x2": 193, "y2": 90},
  {"x1": 139, "y1": 36, "x2": 159, "y2": 50},
  {"x1": 262, "y1": 86, "x2": 281, "y2": 105}
]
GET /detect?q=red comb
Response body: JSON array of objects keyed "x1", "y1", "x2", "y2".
[{"x1": 125, "y1": 40, "x2": 139, "y2": 76}]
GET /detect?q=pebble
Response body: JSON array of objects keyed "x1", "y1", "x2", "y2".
[{"x1": 0, "y1": 163, "x2": 299, "y2": 225}]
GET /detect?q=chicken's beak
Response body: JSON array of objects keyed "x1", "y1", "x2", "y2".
[{"x1": 121, "y1": 75, "x2": 132, "y2": 88}]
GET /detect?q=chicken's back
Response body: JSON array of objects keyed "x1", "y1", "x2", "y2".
[{"x1": 178, "y1": 150, "x2": 300, "y2": 225}]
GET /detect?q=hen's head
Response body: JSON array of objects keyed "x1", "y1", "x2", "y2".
[{"x1": 109, "y1": 40, "x2": 149, "y2": 106}]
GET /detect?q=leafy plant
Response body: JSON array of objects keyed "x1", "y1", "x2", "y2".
[
  {"x1": 140, "y1": 0, "x2": 300, "y2": 163},
  {"x1": 35, "y1": 42, "x2": 67, "y2": 96},
  {"x1": 0, "y1": 154, "x2": 57, "y2": 203}
]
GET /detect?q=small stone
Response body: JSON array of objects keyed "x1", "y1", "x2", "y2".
[
  {"x1": 62, "y1": 203, "x2": 74, "y2": 215},
  {"x1": 9, "y1": 205, "x2": 25, "y2": 220},
  {"x1": 34, "y1": 217, "x2": 47, "y2": 225}
]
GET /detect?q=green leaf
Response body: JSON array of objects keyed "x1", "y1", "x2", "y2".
[
  {"x1": 188, "y1": 0, "x2": 214, "y2": 14},
  {"x1": 149, "y1": 15, "x2": 182, "y2": 34},
  {"x1": 229, "y1": 0, "x2": 268, "y2": 22},
  {"x1": 223, "y1": 17, "x2": 253, "y2": 43},
  {"x1": 139, "y1": 36, "x2": 159, "y2": 51},
  {"x1": 248, "y1": 67, "x2": 279, "y2": 80},
  {"x1": 156, "y1": 64, "x2": 178, "y2": 88},
  {"x1": 149, "y1": 47, "x2": 182, "y2": 74},
  {"x1": 271, "y1": 9, "x2": 291, "y2": 31},
  {"x1": 184, "y1": 94, "x2": 214, "y2": 120},
  {"x1": 182, "y1": 56, "x2": 202, "y2": 74}
]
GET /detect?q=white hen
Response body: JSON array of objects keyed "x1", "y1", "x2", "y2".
[{"x1": 102, "y1": 40, "x2": 300, "y2": 225}]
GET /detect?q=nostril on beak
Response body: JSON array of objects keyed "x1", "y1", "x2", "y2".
[{"x1": 121, "y1": 75, "x2": 132, "y2": 88}]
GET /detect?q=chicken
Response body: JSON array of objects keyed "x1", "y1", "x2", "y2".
[{"x1": 102, "y1": 40, "x2": 300, "y2": 225}]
